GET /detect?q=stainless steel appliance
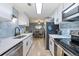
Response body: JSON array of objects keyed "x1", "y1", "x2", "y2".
[
  {"x1": 71, "y1": 30, "x2": 79, "y2": 44},
  {"x1": 3, "y1": 42, "x2": 23, "y2": 56},
  {"x1": 45, "y1": 22, "x2": 59, "y2": 49},
  {"x1": 62, "y1": 3, "x2": 79, "y2": 21},
  {"x1": 71, "y1": 35, "x2": 79, "y2": 44}
]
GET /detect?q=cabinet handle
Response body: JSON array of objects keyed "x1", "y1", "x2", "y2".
[{"x1": 26, "y1": 42, "x2": 28, "y2": 46}]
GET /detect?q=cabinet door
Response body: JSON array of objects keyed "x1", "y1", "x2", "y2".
[
  {"x1": 57, "y1": 45, "x2": 64, "y2": 56},
  {"x1": 28, "y1": 37, "x2": 31, "y2": 49},
  {"x1": 18, "y1": 14, "x2": 26, "y2": 25},
  {"x1": 49, "y1": 38, "x2": 52, "y2": 51},
  {"x1": 51, "y1": 40, "x2": 55, "y2": 56},
  {"x1": 23, "y1": 38, "x2": 29, "y2": 56},
  {"x1": 0, "y1": 4, "x2": 12, "y2": 21},
  {"x1": 25, "y1": 15, "x2": 29, "y2": 26},
  {"x1": 28, "y1": 35, "x2": 33, "y2": 49},
  {"x1": 54, "y1": 4, "x2": 63, "y2": 24},
  {"x1": 57, "y1": 5, "x2": 63, "y2": 24},
  {"x1": 23, "y1": 35, "x2": 33, "y2": 56},
  {"x1": 49, "y1": 36, "x2": 54, "y2": 55},
  {"x1": 54, "y1": 9, "x2": 58, "y2": 24},
  {"x1": 18, "y1": 13, "x2": 29, "y2": 26}
]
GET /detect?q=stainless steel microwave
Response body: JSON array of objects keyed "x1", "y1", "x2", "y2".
[{"x1": 62, "y1": 3, "x2": 79, "y2": 21}]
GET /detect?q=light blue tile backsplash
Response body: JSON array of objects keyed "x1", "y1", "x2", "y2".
[
  {"x1": 0, "y1": 21, "x2": 25, "y2": 38},
  {"x1": 0, "y1": 21, "x2": 18, "y2": 38},
  {"x1": 59, "y1": 21, "x2": 79, "y2": 35}
]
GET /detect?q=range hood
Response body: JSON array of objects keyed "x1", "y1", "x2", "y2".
[{"x1": 62, "y1": 3, "x2": 79, "y2": 22}]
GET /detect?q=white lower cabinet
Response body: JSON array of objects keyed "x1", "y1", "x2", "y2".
[
  {"x1": 28, "y1": 35, "x2": 33, "y2": 48},
  {"x1": 23, "y1": 35, "x2": 33, "y2": 56},
  {"x1": 49, "y1": 36, "x2": 54, "y2": 56},
  {"x1": 23, "y1": 38, "x2": 29, "y2": 56},
  {"x1": 2, "y1": 34, "x2": 33, "y2": 56},
  {"x1": 55, "y1": 43, "x2": 64, "y2": 56}
]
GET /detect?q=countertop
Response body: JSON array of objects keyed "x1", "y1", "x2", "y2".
[
  {"x1": 54, "y1": 38, "x2": 79, "y2": 56},
  {"x1": 0, "y1": 33, "x2": 32, "y2": 55},
  {"x1": 49, "y1": 34, "x2": 71, "y2": 38}
]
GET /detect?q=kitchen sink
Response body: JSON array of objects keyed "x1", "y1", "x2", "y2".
[{"x1": 14, "y1": 35, "x2": 26, "y2": 39}]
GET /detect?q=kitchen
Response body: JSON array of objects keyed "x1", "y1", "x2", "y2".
[{"x1": 0, "y1": 3, "x2": 79, "y2": 56}]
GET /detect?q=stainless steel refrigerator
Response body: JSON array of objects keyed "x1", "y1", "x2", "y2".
[{"x1": 45, "y1": 22, "x2": 59, "y2": 50}]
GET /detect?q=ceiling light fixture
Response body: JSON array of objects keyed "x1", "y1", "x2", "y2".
[
  {"x1": 36, "y1": 3, "x2": 42, "y2": 14},
  {"x1": 12, "y1": 18, "x2": 17, "y2": 23},
  {"x1": 64, "y1": 3, "x2": 79, "y2": 13}
]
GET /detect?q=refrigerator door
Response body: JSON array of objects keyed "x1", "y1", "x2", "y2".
[
  {"x1": 47, "y1": 22, "x2": 58, "y2": 34},
  {"x1": 46, "y1": 22, "x2": 59, "y2": 49}
]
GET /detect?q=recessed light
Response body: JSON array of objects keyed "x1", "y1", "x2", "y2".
[{"x1": 36, "y1": 3, "x2": 42, "y2": 14}]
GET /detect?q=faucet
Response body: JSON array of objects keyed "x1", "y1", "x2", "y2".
[{"x1": 15, "y1": 27, "x2": 20, "y2": 36}]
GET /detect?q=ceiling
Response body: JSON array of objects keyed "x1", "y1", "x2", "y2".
[{"x1": 13, "y1": 3, "x2": 62, "y2": 20}]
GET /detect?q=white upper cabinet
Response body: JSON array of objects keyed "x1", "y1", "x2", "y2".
[
  {"x1": 63, "y1": 3, "x2": 73, "y2": 11},
  {"x1": 57, "y1": 4, "x2": 63, "y2": 24},
  {"x1": 53, "y1": 4, "x2": 63, "y2": 24},
  {"x1": 53, "y1": 9, "x2": 58, "y2": 24},
  {"x1": 0, "y1": 3, "x2": 12, "y2": 22},
  {"x1": 18, "y1": 13, "x2": 29, "y2": 26}
]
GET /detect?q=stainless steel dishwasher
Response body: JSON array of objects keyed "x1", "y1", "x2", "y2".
[{"x1": 3, "y1": 42, "x2": 23, "y2": 56}]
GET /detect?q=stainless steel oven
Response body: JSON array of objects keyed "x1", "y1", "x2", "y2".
[
  {"x1": 70, "y1": 30, "x2": 79, "y2": 45},
  {"x1": 71, "y1": 35, "x2": 79, "y2": 43}
]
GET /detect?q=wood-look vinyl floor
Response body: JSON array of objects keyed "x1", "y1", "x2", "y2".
[{"x1": 27, "y1": 38, "x2": 51, "y2": 56}]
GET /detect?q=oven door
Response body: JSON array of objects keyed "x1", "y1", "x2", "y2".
[{"x1": 71, "y1": 35, "x2": 79, "y2": 44}]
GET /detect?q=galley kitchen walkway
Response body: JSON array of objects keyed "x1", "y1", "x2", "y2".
[{"x1": 27, "y1": 38, "x2": 51, "y2": 56}]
